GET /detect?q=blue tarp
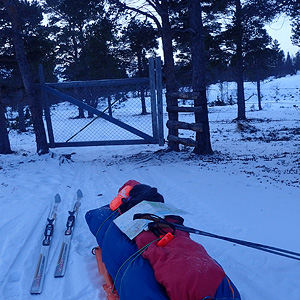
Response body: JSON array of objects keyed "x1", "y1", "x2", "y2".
[{"x1": 85, "y1": 205, "x2": 169, "y2": 300}]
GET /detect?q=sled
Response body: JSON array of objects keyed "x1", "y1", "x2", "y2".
[
  {"x1": 86, "y1": 182, "x2": 241, "y2": 300},
  {"x1": 93, "y1": 246, "x2": 120, "y2": 300}
]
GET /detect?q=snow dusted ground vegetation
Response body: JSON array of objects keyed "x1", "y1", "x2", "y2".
[{"x1": 0, "y1": 74, "x2": 299, "y2": 300}]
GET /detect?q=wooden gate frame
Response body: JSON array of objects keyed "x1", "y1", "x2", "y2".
[{"x1": 39, "y1": 57, "x2": 164, "y2": 148}]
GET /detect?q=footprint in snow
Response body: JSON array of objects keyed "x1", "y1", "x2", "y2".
[{"x1": 2, "y1": 271, "x2": 21, "y2": 299}]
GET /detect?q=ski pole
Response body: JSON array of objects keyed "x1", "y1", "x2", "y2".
[{"x1": 133, "y1": 213, "x2": 300, "y2": 261}]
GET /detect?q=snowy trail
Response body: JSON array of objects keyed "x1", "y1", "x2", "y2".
[{"x1": 1, "y1": 146, "x2": 300, "y2": 300}]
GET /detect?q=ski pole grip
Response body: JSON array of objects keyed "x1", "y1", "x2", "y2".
[
  {"x1": 133, "y1": 213, "x2": 145, "y2": 220},
  {"x1": 133, "y1": 213, "x2": 154, "y2": 220}
]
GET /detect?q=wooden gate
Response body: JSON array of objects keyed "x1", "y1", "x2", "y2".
[{"x1": 39, "y1": 58, "x2": 164, "y2": 148}]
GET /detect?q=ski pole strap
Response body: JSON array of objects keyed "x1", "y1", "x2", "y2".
[
  {"x1": 133, "y1": 213, "x2": 178, "y2": 237},
  {"x1": 148, "y1": 221, "x2": 176, "y2": 237},
  {"x1": 133, "y1": 213, "x2": 300, "y2": 261}
]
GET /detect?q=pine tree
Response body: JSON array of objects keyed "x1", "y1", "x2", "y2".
[
  {"x1": 2, "y1": 0, "x2": 49, "y2": 154},
  {"x1": 294, "y1": 51, "x2": 300, "y2": 71},
  {"x1": 243, "y1": 19, "x2": 274, "y2": 110},
  {"x1": 188, "y1": 0, "x2": 212, "y2": 154},
  {"x1": 268, "y1": 40, "x2": 285, "y2": 77},
  {"x1": 291, "y1": 18, "x2": 300, "y2": 47},
  {"x1": 44, "y1": 0, "x2": 126, "y2": 82},
  {"x1": 121, "y1": 19, "x2": 159, "y2": 114},
  {"x1": 0, "y1": 86, "x2": 12, "y2": 154},
  {"x1": 284, "y1": 52, "x2": 295, "y2": 75},
  {"x1": 1, "y1": 0, "x2": 56, "y2": 135},
  {"x1": 121, "y1": 19, "x2": 158, "y2": 78}
]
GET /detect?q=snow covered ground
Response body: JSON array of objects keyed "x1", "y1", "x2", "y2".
[{"x1": 0, "y1": 74, "x2": 300, "y2": 300}]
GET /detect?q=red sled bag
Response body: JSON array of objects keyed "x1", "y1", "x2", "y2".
[
  {"x1": 135, "y1": 226, "x2": 232, "y2": 300},
  {"x1": 133, "y1": 214, "x2": 241, "y2": 300}
]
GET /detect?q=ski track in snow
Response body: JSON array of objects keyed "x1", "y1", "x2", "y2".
[{"x1": 1, "y1": 147, "x2": 300, "y2": 300}]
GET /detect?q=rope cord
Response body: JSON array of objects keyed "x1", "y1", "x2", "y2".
[
  {"x1": 95, "y1": 210, "x2": 119, "y2": 239},
  {"x1": 113, "y1": 238, "x2": 161, "y2": 293}
]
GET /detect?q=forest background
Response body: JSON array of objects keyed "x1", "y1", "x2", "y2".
[{"x1": 0, "y1": 0, "x2": 300, "y2": 155}]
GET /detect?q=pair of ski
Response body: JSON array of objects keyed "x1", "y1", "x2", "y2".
[{"x1": 30, "y1": 189, "x2": 83, "y2": 294}]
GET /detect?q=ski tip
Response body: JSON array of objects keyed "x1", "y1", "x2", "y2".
[
  {"x1": 55, "y1": 193, "x2": 62, "y2": 203},
  {"x1": 77, "y1": 189, "x2": 83, "y2": 198}
]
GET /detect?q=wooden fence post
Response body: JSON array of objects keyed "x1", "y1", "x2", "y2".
[
  {"x1": 149, "y1": 57, "x2": 158, "y2": 141},
  {"x1": 155, "y1": 57, "x2": 164, "y2": 146},
  {"x1": 39, "y1": 64, "x2": 55, "y2": 148}
]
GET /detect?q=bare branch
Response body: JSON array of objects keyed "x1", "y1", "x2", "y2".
[{"x1": 113, "y1": 0, "x2": 161, "y2": 30}]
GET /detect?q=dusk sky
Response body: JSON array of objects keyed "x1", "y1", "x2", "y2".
[{"x1": 266, "y1": 16, "x2": 299, "y2": 56}]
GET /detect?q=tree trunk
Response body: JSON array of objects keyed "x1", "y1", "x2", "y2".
[
  {"x1": 4, "y1": 0, "x2": 49, "y2": 154},
  {"x1": 137, "y1": 52, "x2": 147, "y2": 114},
  {"x1": 18, "y1": 101, "x2": 26, "y2": 132},
  {"x1": 0, "y1": 88, "x2": 13, "y2": 154},
  {"x1": 160, "y1": 0, "x2": 179, "y2": 151},
  {"x1": 256, "y1": 68, "x2": 262, "y2": 110},
  {"x1": 235, "y1": 0, "x2": 246, "y2": 120},
  {"x1": 189, "y1": 0, "x2": 213, "y2": 155}
]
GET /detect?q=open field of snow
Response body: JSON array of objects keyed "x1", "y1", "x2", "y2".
[{"x1": 0, "y1": 74, "x2": 300, "y2": 300}]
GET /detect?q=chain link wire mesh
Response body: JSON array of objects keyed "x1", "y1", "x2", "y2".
[{"x1": 44, "y1": 79, "x2": 156, "y2": 144}]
